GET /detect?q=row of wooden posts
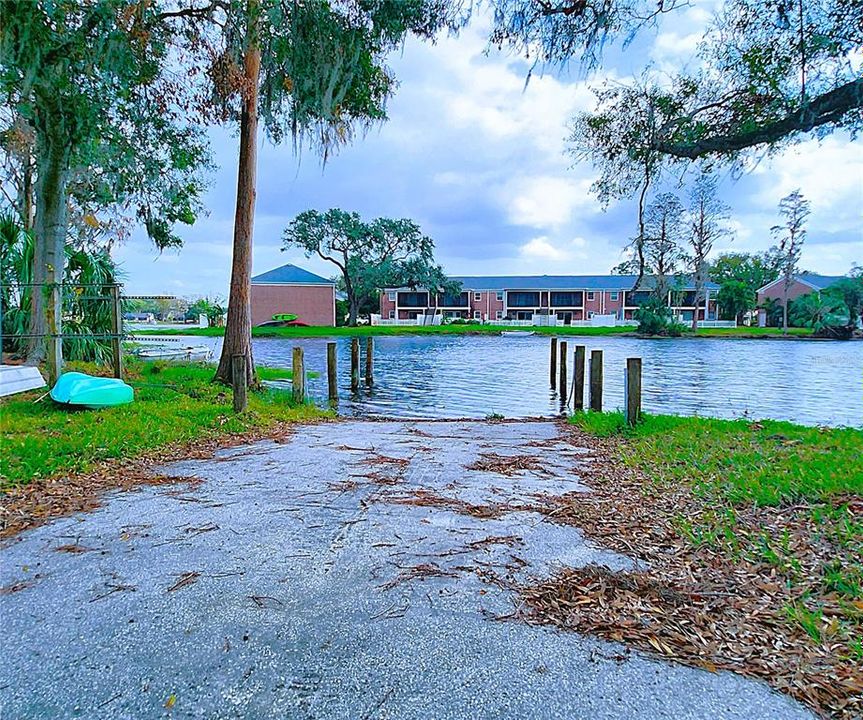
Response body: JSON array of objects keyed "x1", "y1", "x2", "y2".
[
  {"x1": 549, "y1": 337, "x2": 642, "y2": 426},
  {"x1": 232, "y1": 337, "x2": 375, "y2": 413}
]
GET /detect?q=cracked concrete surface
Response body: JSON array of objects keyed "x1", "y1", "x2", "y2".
[{"x1": 0, "y1": 420, "x2": 813, "y2": 719}]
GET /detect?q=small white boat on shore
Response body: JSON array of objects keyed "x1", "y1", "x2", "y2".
[
  {"x1": 134, "y1": 345, "x2": 213, "y2": 362},
  {"x1": 501, "y1": 331, "x2": 535, "y2": 337}
]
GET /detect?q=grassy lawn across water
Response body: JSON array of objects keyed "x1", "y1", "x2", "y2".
[
  {"x1": 0, "y1": 359, "x2": 327, "y2": 489},
  {"x1": 132, "y1": 324, "x2": 817, "y2": 339}
]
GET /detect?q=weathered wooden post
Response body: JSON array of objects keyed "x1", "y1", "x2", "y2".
[
  {"x1": 589, "y1": 349, "x2": 603, "y2": 412},
  {"x1": 232, "y1": 354, "x2": 247, "y2": 413},
  {"x1": 292, "y1": 346, "x2": 305, "y2": 403},
  {"x1": 572, "y1": 345, "x2": 586, "y2": 410},
  {"x1": 558, "y1": 340, "x2": 568, "y2": 398},
  {"x1": 47, "y1": 282, "x2": 63, "y2": 385},
  {"x1": 110, "y1": 284, "x2": 123, "y2": 379},
  {"x1": 365, "y1": 336, "x2": 374, "y2": 386},
  {"x1": 350, "y1": 337, "x2": 360, "y2": 391},
  {"x1": 327, "y1": 342, "x2": 338, "y2": 403},
  {"x1": 549, "y1": 337, "x2": 558, "y2": 388},
  {"x1": 625, "y1": 357, "x2": 642, "y2": 425}
]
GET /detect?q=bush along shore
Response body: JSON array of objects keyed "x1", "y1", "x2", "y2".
[
  {"x1": 0, "y1": 359, "x2": 329, "y2": 537},
  {"x1": 132, "y1": 323, "x2": 821, "y2": 339},
  {"x1": 516, "y1": 412, "x2": 862, "y2": 718}
]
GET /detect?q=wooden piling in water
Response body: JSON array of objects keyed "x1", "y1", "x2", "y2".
[
  {"x1": 589, "y1": 349, "x2": 603, "y2": 412},
  {"x1": 327, "y1": 342, "x2": 338, "y2": 403},
  {"x1": 550, "y1": 337, "x2": 558, "y2": 388},
  {"x1": 572, "y1": 345, "x2": 585, "y2": 410},
  {"x1": 625, "y1": 357, "x2": 642, "y2": 425},
  {"x1": 292, "y1": 346, "x2": 305, "y2": 403},
  {"x1": 558, "y1": 341, "x2": 568, "y2": 398},
  {"x1": 350, "y1": 337, "x2": 360, "y2": 391},
  {"x1": 365, "y1": 337, "x2": 374, "y2": 386},
  {"x1": 232, "y1": 354, "x2": 247, "y2": 413}
]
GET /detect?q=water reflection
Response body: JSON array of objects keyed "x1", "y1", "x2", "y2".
[{"x1": 190, "y1": 335, "x2": 863, "y2": 426}]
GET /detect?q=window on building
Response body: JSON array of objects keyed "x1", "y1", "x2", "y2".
[
  {"x1": 495, "y1": 310, "x2": 503, "y2": 320},
  {"x1": 610, "y1": 291, "x2": 619, "y2": 301},
  {"x1": 496, "y1": 291, "x2": 504, "y2": 301},
  {"x1": 474, "y1": 292, "x2": 482, "y2": 301},
  {"x1": 387, "y1": 291, "x2": 396, "y2": 302},
  {"x1": 586, "y1": 291, "x2": 595, "y2": 301},
  {"x1": 473, "y1": 310, "x2": 481, "y2": 320},
  {"x1": 388, "y1": 310, "x2": 395, "y2": 319}
]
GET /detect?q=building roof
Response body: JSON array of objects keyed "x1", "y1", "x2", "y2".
[
  {"x1": 251, "y1": 263, "x2": 334, "y2": 286},
  {"x1": 796, "y1": 273, "x2": 848, "y2": 290},
  {"x1": 391, "y1": 274, "x2": 720, "y2": 292},
  {"x1": 756, "y1": 273, "x2": 848, "y2": 293}
]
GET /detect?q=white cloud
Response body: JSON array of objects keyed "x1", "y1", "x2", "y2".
[
  {"x1": 497, "y1": 176, "x2": 596, "y2": 229},
  {"x1": 519, "y1": 235, "x2": 590, "y2": 264},
  {"x1": 751, "y1": 137, "x2": 863, "y2": 220}
]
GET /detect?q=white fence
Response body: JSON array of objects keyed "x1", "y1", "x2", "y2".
[{"x1": 371, "y1": 313, "x2": 737, "y2": 329}]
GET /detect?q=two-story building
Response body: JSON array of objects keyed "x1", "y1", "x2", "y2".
[
  {"x1": 755, "y1": 273, "x2": 848, "y2": 327},
  {"x1": 379, "y1": 274, "x2": 720, "y2": 325}
]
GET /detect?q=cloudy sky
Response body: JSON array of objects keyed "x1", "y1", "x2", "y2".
[{"x1": 116, "y1": 6, "x2": 863, "y2": 297}]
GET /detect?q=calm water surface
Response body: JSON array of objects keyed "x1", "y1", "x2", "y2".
[{"x1": 185, "y1": 335, "x2": 862, "y2": 426}]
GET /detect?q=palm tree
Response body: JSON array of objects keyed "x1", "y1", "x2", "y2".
[
  {"x1": 1, "y1": 211, "x2": 120, "y2": 363},
  {"x1": 789, "y1": 292, "x2": 844, "y2": 333},
  {"x1": 759, "y1": 297, "x2": 784, "y2": 328}
]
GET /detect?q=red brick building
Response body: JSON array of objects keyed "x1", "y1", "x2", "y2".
[
  {"x1": 380, "y1": 275, "x2": 720, "y2": 325},
  {"x1": 756, "y1": 273, "x2": 847, "y2": 326},
  {"x1": 250, "y1": 264, "x2": 336, "y2": 327}
]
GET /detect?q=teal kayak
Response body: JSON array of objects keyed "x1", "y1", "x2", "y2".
[{"x1": 50, "y1": 372, "x2": 134, "y2": 409}]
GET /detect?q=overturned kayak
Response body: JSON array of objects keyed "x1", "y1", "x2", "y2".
[{"x1": 50, "y1": 372, "x2": 134, "y2": 409}]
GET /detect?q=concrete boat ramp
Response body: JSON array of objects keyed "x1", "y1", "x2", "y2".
[{"x1": 0, "y1": 420, "x2": 813, "y2": 719}]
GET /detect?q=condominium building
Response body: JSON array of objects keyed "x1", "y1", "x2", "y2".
[{"x1": 379, "y1": 275, "x2": 720, "y2": 325}]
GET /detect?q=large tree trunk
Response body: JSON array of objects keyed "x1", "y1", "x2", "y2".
[
  {"x1": 27, "y1": 117, "x2": 70, "y2": 384},
  {"x1": 214, "y1": 38, "x2": 261, "y2": 386},
  {"x1": 348, "y1": 297, "x2": 359, "y2": 326},
  {"x1": 21, "y1": 154, "x2": 34, "y2": 233}
]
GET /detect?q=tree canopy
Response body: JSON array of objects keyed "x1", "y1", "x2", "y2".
[
  {"x1": 284, "y1": 208, "x2": 452, "y2": 325},
  {"x1": 569, "y1": 0, "x2": 861, "y2": 173},
  {"x1": 0, "y1": 0, "x2": 211, "y2": 376},
  {"x1": 154, "y1": 0, "x2": 467, "y2": 383},
  {"x1": 561, "y1": 0, "x2": 861, "y2": 278}
]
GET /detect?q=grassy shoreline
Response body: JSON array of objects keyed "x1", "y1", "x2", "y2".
[
  {"x1": 523, "y1": 411, "x2": 862, "y2": 717},
  {"x1": 132, "y1": 324, "x2": 820, "y2": 339},
  {"x1": 0, "y1": 359, "x2": 328, "y2": 489}
]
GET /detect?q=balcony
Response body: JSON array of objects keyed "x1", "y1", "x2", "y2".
[
  {"x1": 437, "y1": 291, "x2": 469, "y2": 308},
  {"x1": 550, "y1": 291, "x2": 583, "y2": 307},
  {"x1": 506, "y1": 291, "x2": 541, "y2": 308},
  {"x1": 397, "y1": 291, "x2": 430, "y2": 308}
]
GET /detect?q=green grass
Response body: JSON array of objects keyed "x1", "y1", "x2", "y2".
[
  {"x1": 569, "y1": 411, "x2": 862, "y2": 505},
  {"x1": 133, "y1": 324, "x2": 817, "y2": 339},
  {"x1": 0, "y1": 359, "x2": 328, "y2": 488},
  {"x1": 695, "y1": 326, "x2": 813, "y2": 337},
  {"x1": 570, "y1": 411, "x2": 863, "y2": 647}
]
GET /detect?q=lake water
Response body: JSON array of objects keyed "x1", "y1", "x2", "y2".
[{"x1": 165, "y1": 335, "x2": 863, "y2": 427}]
